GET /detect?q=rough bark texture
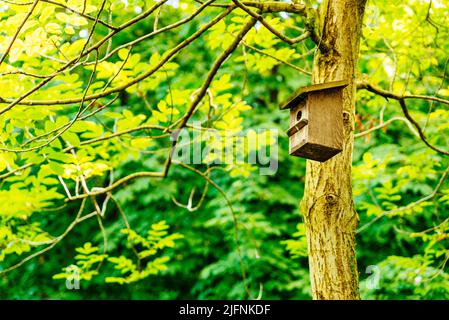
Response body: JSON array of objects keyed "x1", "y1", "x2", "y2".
[{"x1": 301, "y1": 0, "x2": 367, "y2": 300}]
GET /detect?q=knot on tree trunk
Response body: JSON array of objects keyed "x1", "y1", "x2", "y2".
[
  {"x1": 342, "y1": 110, "x2": 355, "y2": 135},
  {"x1": 325, "y1": 193, "x2": 338, "y2": 205}
]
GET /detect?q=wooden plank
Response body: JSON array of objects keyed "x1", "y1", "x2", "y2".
[
  {"x1": 290, "y1": 142, "x2": 342, "y2": 162},
  {"x1": 286, "y1": 119, "x2": 308, "y2": 137},
  {"x1": 308, "y1": 89, "x2": 343, "y2": 151},
  {"x1": 279, "y1": 79, "x2": 349, "y2": 110}
]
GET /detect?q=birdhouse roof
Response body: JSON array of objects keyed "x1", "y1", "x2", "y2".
[{"x1": 279, "y1": 80, "x2": 349, "y2": 110}]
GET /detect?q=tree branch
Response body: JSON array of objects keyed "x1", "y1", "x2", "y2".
[
  {"x1": 354, "y1": 116, "x2": 419, "y2": 138},
  {"x1": 0, "y1": 0, "x2": 168, "y2": 113},
  {"x1": 242, "y1": 41, "x2": 312, "y2": 75},
  {"x1": 231, "y1": 0, "x2": 311, "y2": 45},
  {"x1": 398, "y1": 99, "x2": 449, "y2": 156},
  {"x1": 194, "y1": 0, "x2": 306, "y2": 13},
  {"x1": 164, "y1": 15, "x2": 258, "y2": 177},
  {"x1": 357, "y1": 80, "x2": 449, "y2": 156},
  {"x1": 41, "y1": 0, "x2": 117, "y2": 30},
  {"x1": 0, "y1": 199, "x2": 93, "y2": 275},
  {"x1": 0, "y1": 5, "x2": 234, "y2": 108},
  {"x1": 65, "y1": 171, "x2": 164, "y2": 201},
  {"x1": 0, "y1": 0, "x2": 39, "y2": 67}
]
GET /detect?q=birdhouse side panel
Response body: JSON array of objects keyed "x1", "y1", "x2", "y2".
[{"x1": 307, "y1": 89, "x2": 344, "y2": 151}]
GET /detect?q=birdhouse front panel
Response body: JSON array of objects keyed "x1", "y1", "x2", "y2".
[
  {"x1": 280, "y1": 80, "x2": 348, "y2": 162},
  {"x1": 288, "y1": 100, "x2": 308, "y2": 155}
]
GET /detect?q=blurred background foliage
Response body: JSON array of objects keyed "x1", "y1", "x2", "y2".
[{"x1": 0, "y1": 0, "x2": 449, "y2": 299}]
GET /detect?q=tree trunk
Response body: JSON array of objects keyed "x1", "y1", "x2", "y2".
[{"x1": 301, "y1": 0, "x2": 367, "y2": 300}]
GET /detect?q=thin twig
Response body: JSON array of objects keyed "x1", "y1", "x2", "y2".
[{"x1": 357, "y1": 166, "x2": 449, "y2": 233}]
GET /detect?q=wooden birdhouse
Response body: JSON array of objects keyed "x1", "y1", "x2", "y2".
[{"x1": 279, "y1": 80, "x2": 349, "y2": 162}]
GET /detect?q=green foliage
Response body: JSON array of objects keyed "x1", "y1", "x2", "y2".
[
  {"x1": 52, "y1": 221, "x2": 183, "y2": 285},
  {"x1": 282, "y1": 224, "x2": 308, "y2": 258},
  {"x1": 0, "y1": 0, "x2": 448, "y2": 300},
  {"x1": 360, "y1": 256, "x2": 449, "y2": 299},
  {"x1": 53, "y1": 242, "x2": 106, "y2": 282}
]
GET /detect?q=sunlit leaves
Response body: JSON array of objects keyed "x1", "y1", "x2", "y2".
[
  {"x1": 55, "y1": 12, "x2": 88, "y2": 27},
  {"x1": 149, "y1": 100, "x2": 179, "y2": 124},
  {"x1": 59, "y1": 39, "x2": 86, "y2": 60},
  {"x1": 53, "y1": 222, "x2": 183, "y2": 285},
  {"x1": 106, "y1": 256, "x2": 170, "y2": 284},
  {"x1": 53, "y1": 242, "x2": 106, "y2": 281},
  {"x1": 0, "y1": 183, "x2": 63, "y2": 222},
  {"x1": 117, "y1": 109, "x2": 145, "y2": 131},
  {"x1": 65, "y1": 0, "x2": 97, "y2": 14},
  {"x1": 353, "y1": 152, "x2": 388, "y2": 197},
  {"x1": 282, "y1": 224, "x2": 308, "y2": 258},
  {"x1": 206, "y1": 20, "x2": 234, "y2": 51},
  {"x1": 360, "y1": 255, "x2": 449, "y2": 299},
  {"x1": 0, "y1": 222, "x2": 52, "y2": 262},
  {"x1": 441, "y1": 189, "x2": 449, "y2": 205},
  {"x1": 0, "y1": 152, "x2": 17, "y2": 173},
  {"x1": 62, "y1": 161, "x2": 109, "y2": 180},
  {"x1": 214, "y1": 100, "x2": 250, "y2": 131},
  {"x1": 121, "y1": 220, "x2": 184, "y2": 251}
]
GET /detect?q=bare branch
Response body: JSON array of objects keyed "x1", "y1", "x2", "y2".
[
  {"x1": 66, "y1": 171, "x2": 164, "y2": 201},
  {"x1": 231, "y1": 0, "x2": 311, "y2": 45},
  {"x1": 357, "y1": 80, "x2": 449, "y2": 156},
  {"x1": 357, "y1": 81, "x2": 449, "y2": 106},
  {"x1": 194, "y1": 0, "x2": 306, "y2": 13},
  {"x1": 354, "y1": 116, "x2": 419, "y2": 138},
  {"x1": 399, "y1": 99, "x2": 449, "y2": 157}
]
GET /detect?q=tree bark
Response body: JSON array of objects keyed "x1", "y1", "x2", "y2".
[{"x1": 301, "y1": 0, "x2": 367, "y2": 300}]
